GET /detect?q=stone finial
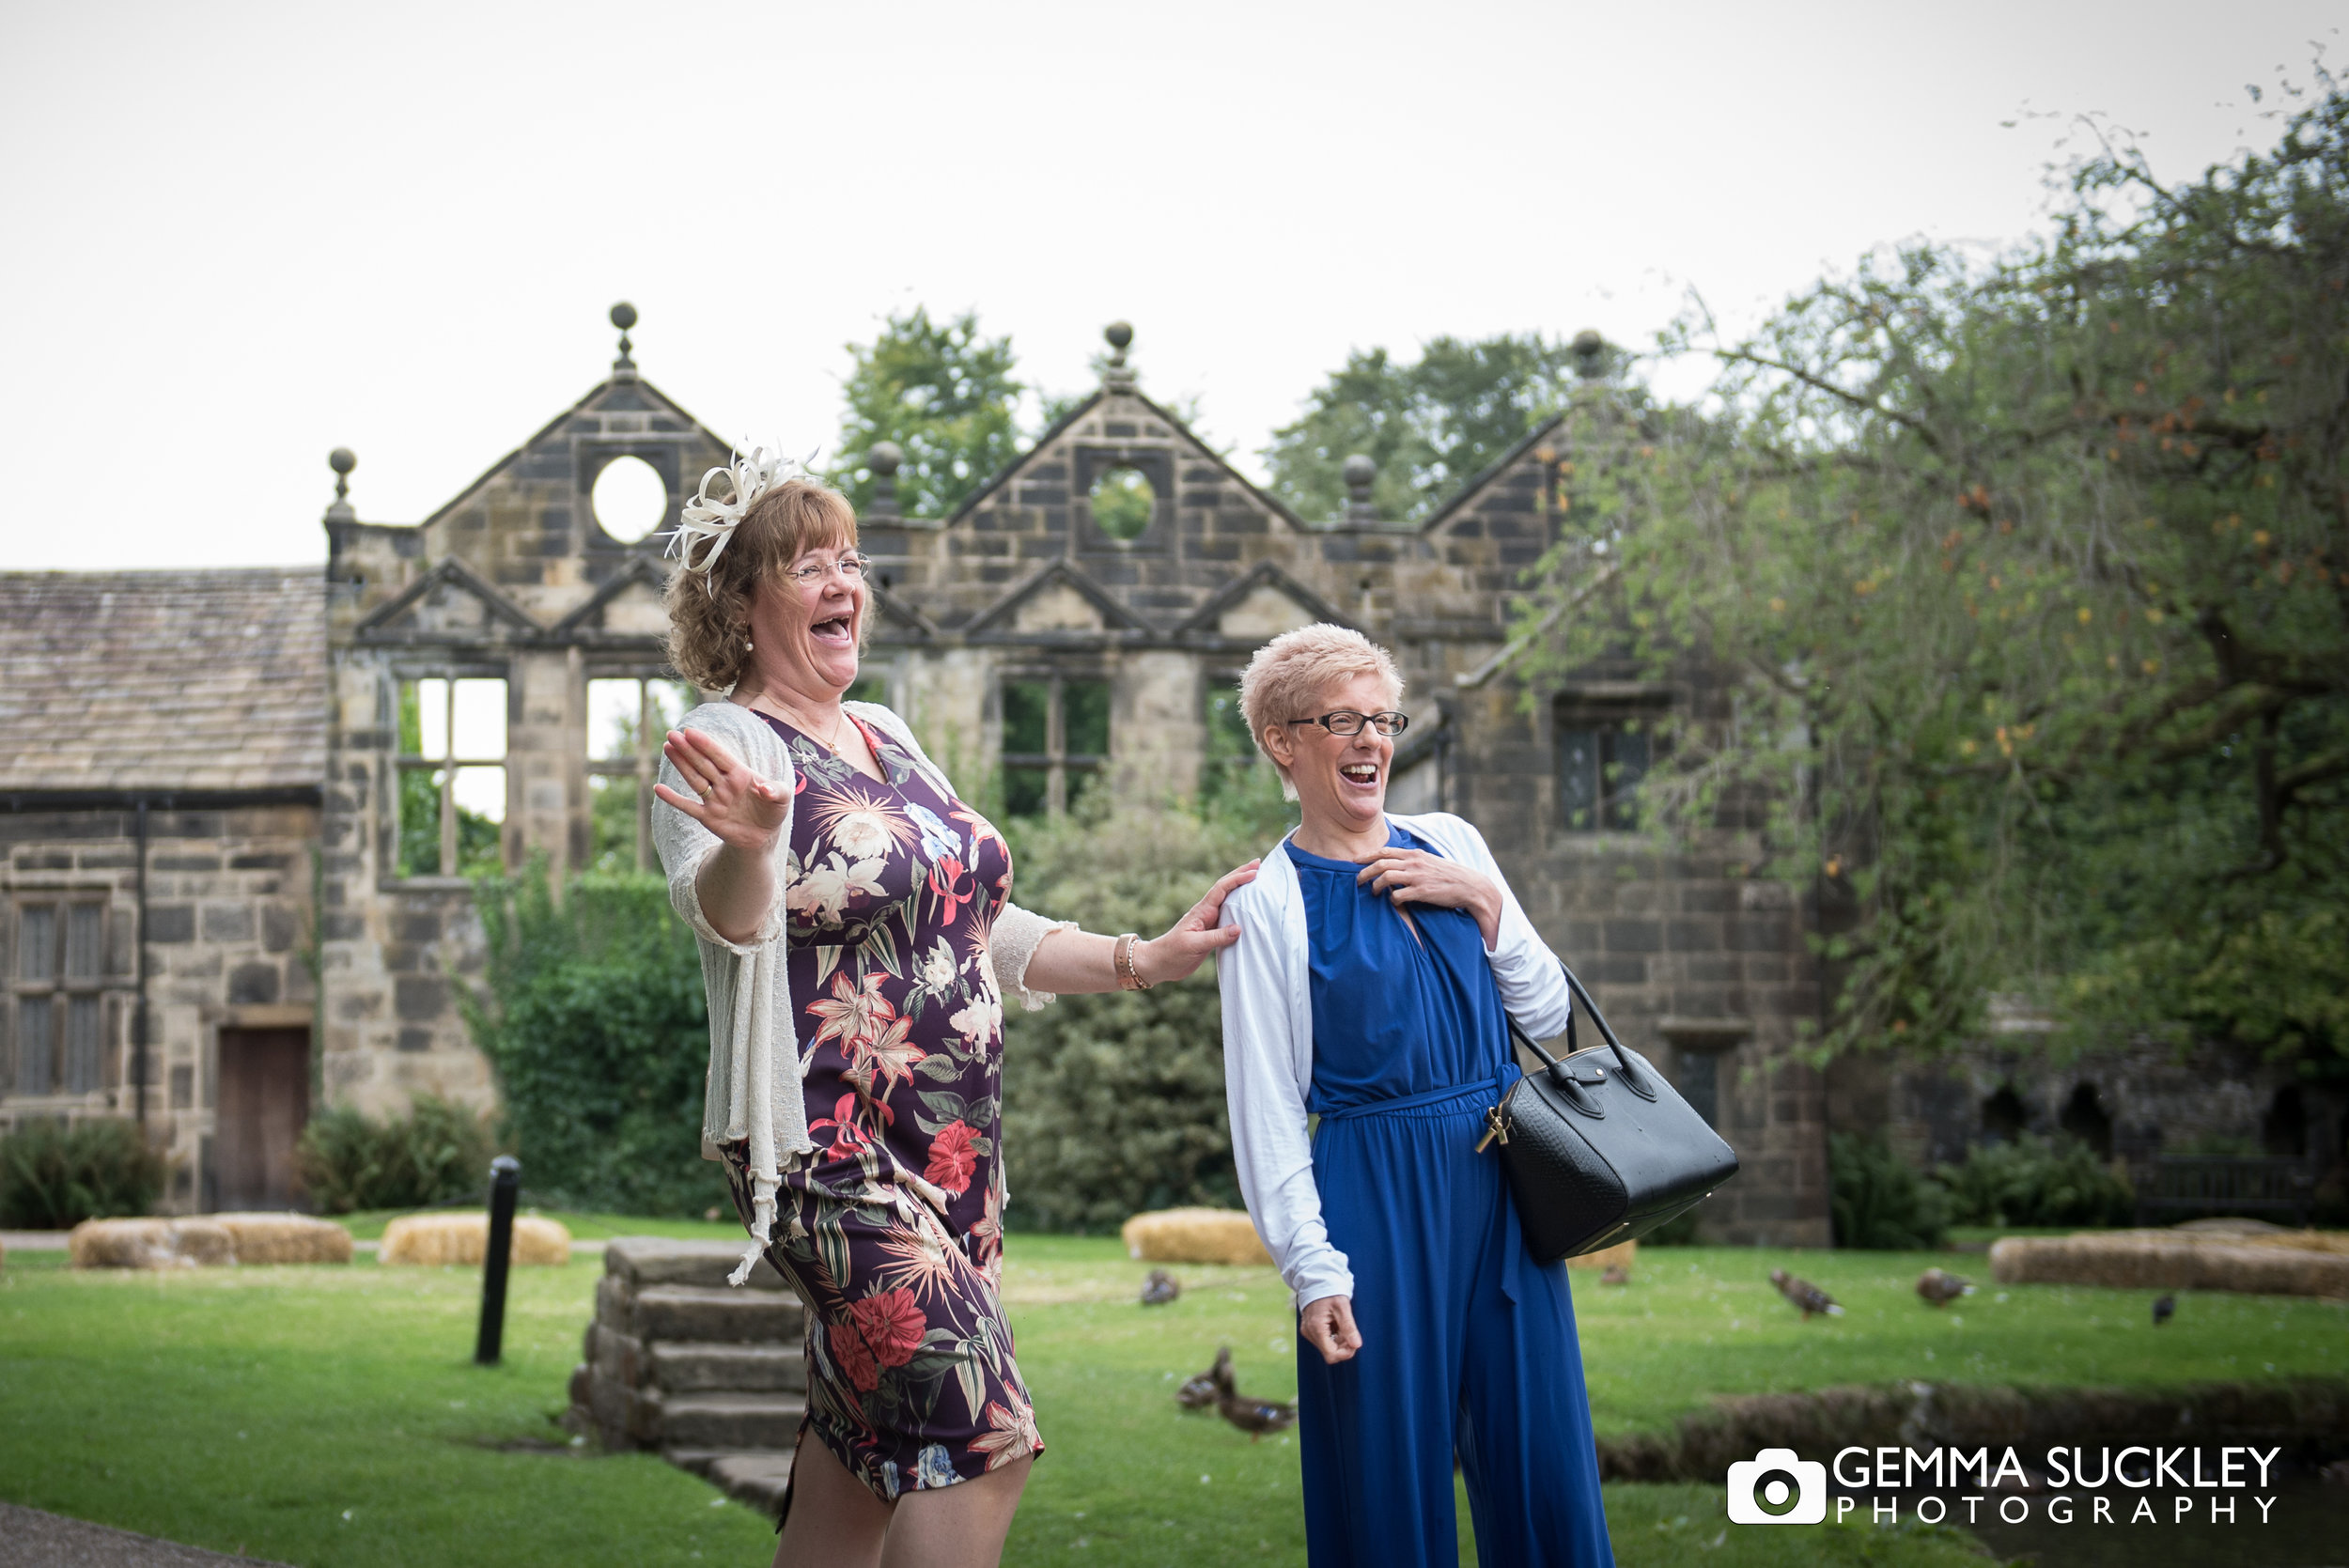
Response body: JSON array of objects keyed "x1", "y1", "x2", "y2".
[
  {"x1": 1342, "y1": 453, "x2": 1378, "y2": 524},
  {"x1": 1102, "y1": 320, "x2": 1136, "y2": 393},
  {"x1": 866, "y1": 440, "x2": 903, "y2": 520},
  {"x1": 325, "y1": 447, "x2": 357, "y2": 524},
  {"x1": 612, "y1": 302, "x2": 640, "y2": 381},
  {"x1": 1571, "y1": 329, "x2": 1609, "y2": 381}
]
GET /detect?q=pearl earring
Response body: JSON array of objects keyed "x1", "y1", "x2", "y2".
[{"x1": 745, "y1": 638, "x2": 754, "y2": 651}]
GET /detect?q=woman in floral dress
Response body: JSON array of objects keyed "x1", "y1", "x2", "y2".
[{"x1": 650, "y1": 464, "x2": 1254, "y2": 1568}]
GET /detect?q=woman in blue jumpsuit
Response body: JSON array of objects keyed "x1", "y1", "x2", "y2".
[{"x1": 1218, "y1": 626, "x2": 1613, "y2": 1568}]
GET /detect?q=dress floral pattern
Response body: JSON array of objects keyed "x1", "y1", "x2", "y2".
[{"x1": 719, "y1": 711, "x2": 1042, "y2": 1505}]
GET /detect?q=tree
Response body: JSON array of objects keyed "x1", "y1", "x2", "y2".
[
  {"x1": 832, "y1": 307, "x2": 1024, "y2": 520},
  {"x1": 1520, "y1": 77, "x2": 2349, "y2": 1072},
  {"x1": 1263, "y1": 334, "x2": 1595, "y2": 522},
  {"x1": 459, "y1": 866, "x2": 725, "y2": 1216}
]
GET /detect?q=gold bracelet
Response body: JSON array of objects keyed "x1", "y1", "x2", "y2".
[{"x1": 1114, "y1": 932, "x2": 1154, "y2": 991}]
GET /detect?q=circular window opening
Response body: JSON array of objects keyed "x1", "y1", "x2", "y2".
[
  {"x1": 592, "y1": 455, "x2": 669, "y2": 543},
  {"x1": 1089, "y1": 465, "x2": 1155, "y2": 542}
]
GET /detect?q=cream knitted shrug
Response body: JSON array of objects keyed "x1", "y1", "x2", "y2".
[{"x1": 651, "y1": 699, "x2": 1072, "y2": 1284}]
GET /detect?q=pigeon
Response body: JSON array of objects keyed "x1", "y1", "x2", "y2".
[
  {"x1": 1770, "y1": 1267, "x2": 1843, "y2": 1319},
  {"x1": 1176, "y1": 1347, "x2": 1229, "y2": 1411},
  {"x1": 1212, "y1": 1347, "x2": 1297, "y2": 1441},
  {"x1": 2152, "y1": 1295, "x2": 2175, "y2": 1327},
  {"x1": 1599, "y1": 1265, "x2": 1630, "y2": 1286},
  {"x1": 1916, "y1": 1267, "x2": 1975, "y2": 1307},
  {"x1": 1141, "y1": 1268, "x2": 1181, "y2": 1306}
]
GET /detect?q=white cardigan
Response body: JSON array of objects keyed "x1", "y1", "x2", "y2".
[
  {"x1": 652, "y1": 699, "x2": 1071, "y2": 1284},
  {"x1": 1215, "y1": 812, "x2": 1575, "y2": 1308}
]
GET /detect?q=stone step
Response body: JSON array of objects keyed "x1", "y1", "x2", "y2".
[
  {"x1": 652, "y1": 1391, "x2": 807, "y2": 1451},
  {"x1": 663, "y1": 1450, "x2": 796, "y2": 1520},
  {"x1": 599, "y1": 1278, "x2": 805, "y2": 1343},
  {"x1": 602, "y1": 1235, "x2": 788, "y2": 1293},
  {"x1": 648, "y1": 1340, "x2": 807, "y2": 1393}
]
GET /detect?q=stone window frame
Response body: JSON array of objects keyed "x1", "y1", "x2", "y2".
[
  {"x1": 997, "y1": 667, "x2": 1112, "y2": 818},
  {"x1": 1552, "y1": 687, "x2": 1672, "y2": 837},
  {"x1": 6, "y1": 893, "x2": 124, "y2": 1100},
  {"x1": 584, "y1": 672, "x2": 700, "y2": 874},
  {"x1": 389, "y1": 664, "x2": 512, "y2": 882}
]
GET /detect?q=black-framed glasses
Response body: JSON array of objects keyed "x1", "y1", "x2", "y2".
[
  {"x1": 1285, "y1": 710, "x2": 1409, "y2": 738},
  {"x1": 785, "y1": 551, "x2": 872, "y2": 587}
]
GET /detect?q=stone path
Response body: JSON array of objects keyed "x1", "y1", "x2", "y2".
[{"x1": 0, "y1": 1504, "x2": 290, "y2": 1567}]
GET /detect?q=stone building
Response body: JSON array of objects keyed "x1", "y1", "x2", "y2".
[
  {"x1": 39, "y1": 309, "x2": 2333, "y2": 1239},
  {"x1": 0, "y1": 570, "x2": 325, "y2": 1209}
]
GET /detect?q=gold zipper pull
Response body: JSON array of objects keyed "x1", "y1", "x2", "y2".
[{"x1": 1475, "y1": 1105, "x2": 1510, "y2": 1153}]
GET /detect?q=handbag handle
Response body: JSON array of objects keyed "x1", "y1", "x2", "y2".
[{"x1": 1505, "y1": 958, "x2": 1657, "y2": 1102}]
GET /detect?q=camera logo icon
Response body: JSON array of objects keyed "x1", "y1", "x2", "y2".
[{"x1": 1725, "y1": 1447, "x2": 1827, "y2": 1525}]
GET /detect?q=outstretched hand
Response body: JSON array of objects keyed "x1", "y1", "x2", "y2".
[
  {"x1": 1135, "y1": 861, "x2": 1261, "y2": 985},
  {"x1": 651, "y1": 727, "x2": 791, "y2": 853}
]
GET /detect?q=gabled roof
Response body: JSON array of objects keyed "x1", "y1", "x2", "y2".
[
  {"x1": 1174, "y1": 560, "x2": 1353, "y2": 636},
  {"x1": 965, "y1": 559, "x2": 1152, "y2": 637},
  {"x1": 1418, "y1": 411, "x2": 1567, "y2": 536},
  {"x1": 944, "y1": 387, "x2": 1311, "y2": 532},
  {"x1": 0, "y1": 570, "x2": 326, "y2": 794},
  {"x1": 863, "y1": 579, "x2": 938, "y2": 640},
  {"x1": 418, "y1": 373, "x2": 733, "y2": 533},
  {"x1": 354, "y1": 557, "x2": 539, "y2": 641},
  {"x1": 551, "y1": 555, "x2": 666, "y2": 638}
]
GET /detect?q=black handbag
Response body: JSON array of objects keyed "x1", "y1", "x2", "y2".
[{"x1": 1478, "y1": 959, "x2": 1740, "y2": 1262}]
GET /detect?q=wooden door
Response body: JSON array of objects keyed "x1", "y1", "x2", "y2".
[{"x1": 215, "y1": 1028, "x2": 310, "y2": 1209}]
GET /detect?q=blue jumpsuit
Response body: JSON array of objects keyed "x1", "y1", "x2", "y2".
[{"x1": 1289, "y1": 825, "x2": 1614, "y2": 1568}]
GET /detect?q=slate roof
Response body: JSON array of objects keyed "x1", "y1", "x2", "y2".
[{"x1": 0, "y1": 569, "x2": 328, "y2": 795}]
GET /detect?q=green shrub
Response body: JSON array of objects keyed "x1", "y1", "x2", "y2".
[
  {"x1": 461, "y1": 865, "x2": 725, "y2": 1217},
  {"x1": 293, "y1": 1095, "x2": 497, "y2": 1214},
  {"x1": 1828, "y1": 1132, "x2": 1950, "y2": 1249},
  {"x1": 0, "y1": 1118, "x2": 168, "y2": 1228},
  {"x1": 1001, "y1": 803, "x2": 1284, "y2": 1233},
  {"x1": 1937, "y1": 1133, "x2": 2137, "y2": 1228}
]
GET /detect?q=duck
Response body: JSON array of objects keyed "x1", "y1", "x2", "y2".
[
  {"x1": 1599, "y1": 1264, "x2": 1630, "y2": 1286},
  {"x1": 2152, "y1": 1294, "x2": 2175, "y2": 1327},
  {"x1": 1176, "y1": 1346, "x2": 1230, "y2": 1411},
  {"x1": 1916, "y1": 1267, "x2": 1974, "y2": 1307},
  {"x1": 1141, "y1": 1268, "x2": 1181, "y2": 1306},
  {"x1": 1769, "y1": 1267, "x2": 1843, "y2": 1319},
  {"x1": 1212, "y1": 1348, "x2": 1297, "y2": 1441}
]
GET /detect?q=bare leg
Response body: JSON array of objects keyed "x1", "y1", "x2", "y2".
[
  {"x1": 772, "y1": 1435, "x2": 889, "y2": 1568},
  {"x1": 880, "y1": 1457, "x2": 1032, "y2": 1568}
]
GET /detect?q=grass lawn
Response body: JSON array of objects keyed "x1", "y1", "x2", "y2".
[{"x1": 6, "y1": 1231, "x2": 2342, "y2": 1566}]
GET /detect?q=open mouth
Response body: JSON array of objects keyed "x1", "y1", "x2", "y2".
[
  {"x1": 1339, "y1": 762, "x2": 1381, "y2": 788},
  {"x1": 810, "y1": 613, "x2": 854, "y2": 646}
]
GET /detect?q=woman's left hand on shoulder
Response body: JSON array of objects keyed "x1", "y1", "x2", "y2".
[
  {"x1": 1358, "y1": 848, "x2": 1502, "y2": 946},
  {"x1": 1134, "y1": 861, "x2": 1261, "y2": 985}
]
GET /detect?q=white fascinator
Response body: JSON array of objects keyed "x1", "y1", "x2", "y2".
[{"x1": 667, "y1": 442, "x2": 821, "y2": 582}]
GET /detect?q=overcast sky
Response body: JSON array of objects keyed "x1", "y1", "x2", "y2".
[{"x1": 1, "y1": 1, "x2": 2338, "y2": 570}]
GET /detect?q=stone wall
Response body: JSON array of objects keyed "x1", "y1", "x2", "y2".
[{"x1": 0, "y1": 800, "x2": 319, "y2": 1211}]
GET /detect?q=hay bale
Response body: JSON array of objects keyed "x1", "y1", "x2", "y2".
[
  {"x1": 212, "y1": 1213, "x2": 354, "y2": 1265},
  {"x1": 1567, "y1": 1239, "x2": 1638, "y2": 1274},
  {"x1": 1990, "y1": 1233, "x2": 2349, "y2": 1297},
  {"x1": 1121, "y1": 1208, "x2": 1273, "y2": 1267},
  {"x1": 69, "y1": 1218, "x2": 236, "y2": 1269},
  {"x1": 379, "y1": 1211, "x2": 573, "y2": 1266}
]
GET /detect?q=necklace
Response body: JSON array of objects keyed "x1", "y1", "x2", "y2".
[{"x1": 753, "y1": 691, "x2": 851, "y2": 754}]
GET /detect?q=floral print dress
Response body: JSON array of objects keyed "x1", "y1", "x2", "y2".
[{"x1": 718, "y1": 710, "x2": 1043, "y2": 1506}]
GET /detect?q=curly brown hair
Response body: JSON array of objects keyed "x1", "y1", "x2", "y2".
[{"x1": 663, "y1": 478, "x2": 860, "y2": 691}]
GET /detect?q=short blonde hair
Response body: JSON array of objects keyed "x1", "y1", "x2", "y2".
[
  {"x1": 663, "y1": 478, "x2": 860, "y2": 691},
  {"x1": 1236, "y1": 624, "x2": 1404, "y2": 799}
]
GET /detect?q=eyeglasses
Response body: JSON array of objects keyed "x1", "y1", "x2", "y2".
[
  {"x1": 785, "y1": 551, "x2": 872, "y2": 587},
  {"x1": 1285, "y1": 710, "x2": 1409, "y2": 737}
]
